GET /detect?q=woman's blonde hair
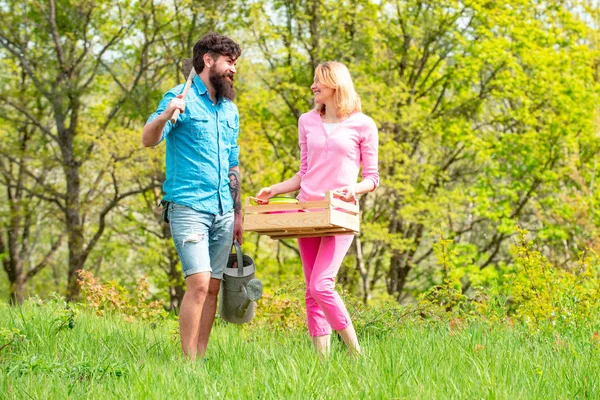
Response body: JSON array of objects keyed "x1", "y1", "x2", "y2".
[{"x1": 313, "y1": 61, "x2": 361, "y2": 118}]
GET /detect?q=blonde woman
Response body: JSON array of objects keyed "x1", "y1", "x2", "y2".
[{"x1": 256, "y1": 61, "x2": 379, "y2": 355}]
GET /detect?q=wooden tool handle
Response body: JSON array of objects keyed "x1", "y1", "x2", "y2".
[{"x1": 170, "y1": 68, "x2": 196, "y2": 124}]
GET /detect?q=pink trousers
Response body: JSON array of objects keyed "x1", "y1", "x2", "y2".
[{"x1": 297, "y1": 235, "x2": 354, "y2": 337}]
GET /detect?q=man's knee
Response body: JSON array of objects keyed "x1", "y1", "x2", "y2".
[
  {"x1": 185, "y1": 273, "x2": 211, "y2": 301},
  {"x1": 207, "y1": 278, "x2": 221, "y2": 297}
]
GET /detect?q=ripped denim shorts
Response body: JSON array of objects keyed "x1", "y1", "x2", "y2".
[{"x1": 169, "y1": 203, "x2": 234, "y2": 279}]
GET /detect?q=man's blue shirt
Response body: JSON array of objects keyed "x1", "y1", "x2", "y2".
[{"x1": 147, "y1": 76, "x2": 239, "y2": 215}]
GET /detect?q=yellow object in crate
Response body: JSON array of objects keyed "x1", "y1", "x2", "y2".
[{"x1": 243, "y1": 191, "x2": 359, "y2": 239}]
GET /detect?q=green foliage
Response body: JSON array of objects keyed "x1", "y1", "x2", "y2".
[
  {"x1": 77, "y1": 270, "x2": 167, "y2": 323},
  {"x1": 417, "y1": 229, "x2": 600, "y2": 331},
  {"x1": 2, "y1": 0, "x2": 600, "y2": 309},
  {"x1": 2, "y1": 299, "x2": 600, "y2": 398},
  {"x1": 232, "y1": 0, "x2": 600, "y2": 304},
  {"x1": 0, "y1": 328, "x2": 26, "y2": 354},
  {"x1": 504, "y1": 229, "x2": 600, "y2": 330},
  {"x1": 249, "y1": 279, "x2": 455, "y2": 336},
  {"x1": 249, "y1": 281, "x2": 306, "y2": 333},
  {"x1": 420, "y1": 238, "x2": 469, "y2": 313}
]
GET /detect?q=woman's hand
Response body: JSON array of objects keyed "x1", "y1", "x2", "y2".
[
  {"x1": 255, "y1": 186, "x2": 275, "y2": 204},
  {"x1": 333, "y1": 184, "x2": 357, "y2": 203},
  {"x1": 255, "y1": 176, "x2": 299, "y2": 204}
]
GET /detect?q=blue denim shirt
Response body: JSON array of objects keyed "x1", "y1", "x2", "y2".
[{"x1": 147, "y1": 76, "x2": 239, "y2": 215}]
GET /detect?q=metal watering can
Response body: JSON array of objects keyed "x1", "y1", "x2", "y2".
[{"x1": 219, "y1": 241, "x2": 263, "y2": 324}]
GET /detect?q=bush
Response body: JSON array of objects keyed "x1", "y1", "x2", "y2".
[
  {"x1": 77, "y1": 270, "x2": 168, "y2": 324},
  {"x1": 249, "y1": 281, "x2": 306, "y2": 333},
  {"x1": 419, "y1": 229, "x2": 600, "y2": 331},
  {"x1": 503, "y1": 229, "x2": 600, "y2": 329}
]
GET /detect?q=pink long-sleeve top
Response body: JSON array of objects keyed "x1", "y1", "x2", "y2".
[{"x1": 296, "y1": 109, "x2": 380, "y2": 202}]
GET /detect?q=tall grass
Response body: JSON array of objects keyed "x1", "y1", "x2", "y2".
[{"x1": 1, "y1": 299, "x2": 599, "y2": 399}]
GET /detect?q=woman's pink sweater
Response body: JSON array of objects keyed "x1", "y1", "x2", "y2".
[{"x1": 296, "y1": 109, "x2": 379, "y2": 201}]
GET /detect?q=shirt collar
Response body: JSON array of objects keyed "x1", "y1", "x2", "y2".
[
  {"x1": 193, "y1": 75, "x2": 208, "y2": 95},
  {"x1": 192, "y1": 75, "x2": 229, "y2": 105}
]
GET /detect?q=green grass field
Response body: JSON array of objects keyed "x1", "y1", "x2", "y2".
[{"x1": 1, "y1": 300, "x2": 599, "y2": 399}]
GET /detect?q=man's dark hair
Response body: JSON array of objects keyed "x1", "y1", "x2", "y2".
[{"x1": 193, "y1": 33, "x2": 241, "y2": 73}]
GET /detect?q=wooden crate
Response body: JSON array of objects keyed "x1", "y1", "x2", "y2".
[{"x1": 243, "y1": 191, "x2": 359, "y2": 239}]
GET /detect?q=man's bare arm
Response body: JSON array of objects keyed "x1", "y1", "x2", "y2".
[
  {"x1": 141, "y1": 94, "x2": 185, "y2": 147},
  {"x1": 228, "y1": 167, "x2": 242, "y2": 215},
  {"x1": 229, "y1": 167, "x2": 243, "y2": 243}
]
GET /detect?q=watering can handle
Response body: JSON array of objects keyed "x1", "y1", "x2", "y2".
[{"x1": 233, "y1": 240, "x2": 244, "y2": 277}]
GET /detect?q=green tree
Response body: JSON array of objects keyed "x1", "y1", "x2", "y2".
[
  {"x1": 0, "y1": 0, "x2": 171, "y2": 300},
  {"x1": 234, "y1": 0, "x2": 600, "y2": 303}
]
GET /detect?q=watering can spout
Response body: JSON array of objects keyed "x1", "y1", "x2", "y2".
[{"x1": 237, "y1": 279, "x2": 263, "y2": 318}]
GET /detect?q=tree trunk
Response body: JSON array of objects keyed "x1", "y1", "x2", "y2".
[
  {"x1": 164, "y1": 224, "x2": 184, "y2": 312},
  {"x1": 10, "y1": 273, "x2": 25, "y2": 305},
  {"x1": 354, "y1": 236, "x2": 370, "y2": 305},
  {"x1": 307, "y1": 0, "x2": 321, "y2": 69},
  {"x1": 61, "y1": 122, "x2": 86, "y2": 301}
]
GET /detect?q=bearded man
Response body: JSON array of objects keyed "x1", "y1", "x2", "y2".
[{"x1": 142, "y1": 33, "x2": 243, "y2": 359}]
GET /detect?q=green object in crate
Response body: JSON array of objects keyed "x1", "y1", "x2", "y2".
[{"x1": 268, "y1": 197, "x2": 299, "y2": 204}]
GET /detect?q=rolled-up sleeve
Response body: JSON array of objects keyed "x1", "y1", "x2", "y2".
[
  {"x1": 296, "y1": 116, "x2": 308, "y2": 178},
  {"x1": 146, "y1": 90, "x2": 178, "y2": 144},
  {"x1": 360, "y1": 119, "x2": 379, "y2": 189},
  {"x1": 229, "y1": 113, "x2": 240, "y2": 168}
]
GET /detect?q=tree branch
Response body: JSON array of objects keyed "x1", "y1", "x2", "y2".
[
  {"x1": 83, "y1": 181, "x2": 157, "y2": 262},
  {"x1": 0, "y1": 151, "x2": 66, "y2": 204},
  {"x1": 0, "y1": 36, "x2": 51, "y2": 98},
  {"x1": 26, "y1": 232, "x2": 65, "y2": 281},
  {"x1": 48, "y1": 0, "x2": 67, "y2": 72},
  {"x1": 0, "y1": 96, "x2": 58, "y2": 143}
]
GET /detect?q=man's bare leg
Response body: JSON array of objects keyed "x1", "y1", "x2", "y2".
[
  {"x1": 197, "y1": 277, "x2": 221, "y2": 356},
  {"x1": 179, "y1": 272, "x2": 211, "y2": 360}
]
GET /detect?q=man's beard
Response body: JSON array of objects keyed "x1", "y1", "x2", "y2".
[{"x1": 209, "y1": 69, "x2": 236, "y2": 101}]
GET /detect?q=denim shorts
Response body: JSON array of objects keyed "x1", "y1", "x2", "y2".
[{"x1": 169, "y1": 203, "x2": 234, "y2": 279}]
